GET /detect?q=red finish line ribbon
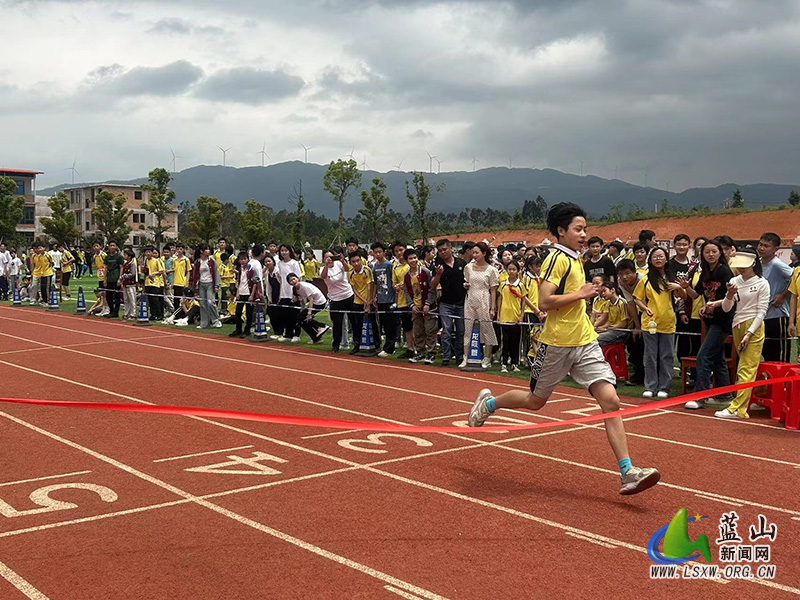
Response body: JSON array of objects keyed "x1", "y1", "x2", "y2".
[{"x1": 1, "y1": 377, "x2": 798, "y2": 433}]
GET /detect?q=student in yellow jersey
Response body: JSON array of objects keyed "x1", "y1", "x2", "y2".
[
  {"x1": 633, "y1": 247, "x2": 685, "y2": 399},
  {"x1": 392, "y1": 241, "x2": 415, "y2": 358},
  {"x1": 595, "y1": 279, "x2": 630, "y2": 346},
  {"x1": 788, "y1": 246, "x2": 800, "y2": 363},
  {"x1": 497, "y1": 260, "x2": 526, "y2": 373},
  {"x1": 143, "y1": 246, "x2": 166, "y2": 321},
  {"x1": 58, "y1": 244, "x2": 74, "y2": 298},
  {"x1": 348, "y1": 252, "x2": 379, "y2": 354},
  {"x1": 30, "y1": 242, "x2": 54, "y2": 305},
  {"x1": 468, "y1": 202, "x2": 661, "y2": 496},
  {"x1": 172, "y1": 244, "x2": 191, "y2": 302}
]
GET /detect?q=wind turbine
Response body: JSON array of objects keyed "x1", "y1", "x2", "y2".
[
  {"x1": 641, "y1": 169, "x2": 649, "y2": 188},
  {"x1": 257, "y1": 142, "x2": 270, "y2": 167},
  {"x1": 579, "y1": 159, "x2": 585, "y2": 177},
  {"x1": 471, "y1": 157, "x2": 480, "y2": 172},
  {"x1": 664, "y1": 180, "x2": 669, "y2": 193},
  {"x1": 64, "y1": 158, "x2": 79, "y2": 184},
  {"x1": 425, "y1": 151, "x2": 437, "y2": 174},
  {"x1": 394, "y1": 159, "x2": 404, "y2": 171},
  {"x1": 216, "y1": 145, "x2": 231, "y2": 166},
  {"x1": 346, "y1": 147, "x2": 356, "y2": 161},
  {"x1": 301, "y1": 143, "x2": 314, "y2": 163},
  {"x1": 435, "y1": 157, "x2": 443, "y2": 174},
  {"x1": 361, "y1": 154, "x2": 369, "y2": 171},
  {"x1": 170, "y1": 148, "x2": 182, "y2": 173}
]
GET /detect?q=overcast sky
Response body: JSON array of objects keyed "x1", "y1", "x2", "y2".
[{"x1": 2, "y1": 0, "x2": 800, "y2": 191}]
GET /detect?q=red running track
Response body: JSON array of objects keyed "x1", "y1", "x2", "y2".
[{"x1": 0, "y1": 305, "x2": 798, "y2": 599}]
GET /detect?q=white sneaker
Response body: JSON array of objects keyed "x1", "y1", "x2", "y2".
[
  {"x1": 317, "y1": 325, "x2": 330, "y2": 338},
  {"x1": 213, "y1": 321, "x2": 223, "y2": 328},
  {"x1": 458, "y1": 358, "x2": 468, "y2": 369},
  {"x1": 715, "y1": 408, "x2": 743, "y2": 419},
  {"x1": 500, "y1": 365, "x2": 508, "y2": 373},
  {"x1": 511, "y1": 364, "x2": 520, "y2": 372},
  {"x1": 657, "y1": 391, "x2": 669, "y2": 399},
  {"x1": 175, "y1": 318, "x2": 188, "y2": 327},
  {"x1": 481, "y1": 357, "x2": 492, "y2": 369},
  {"x1": 290, "y1": 336, "x2": 300, "y2": 343},
  {"x1": 468, "y1": 388, "x2": 493, "y2": 427},
  {"x1": 619, "y1": 466, "x2": 661, "y2": 495},
  {"x1": 684, "y1": 399, "x2": 705, "y2": 410},
  {"x1": 643, "y1": 391, "x2": 654, "y2": 398},
  {"x1": 377, "y1": 351, "x2": 390, "y2": 358},
  {"x1": 277, "y1": 337, "x2": 289, "y2": 342},
  {"x1": 269, "y1": 335, "x2": 281, "y2": 340},
  {"x1": 196, "y1": 325, "x2": 203, "y2": 329}
]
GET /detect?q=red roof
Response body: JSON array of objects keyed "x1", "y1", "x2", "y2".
[{"x1": 0, "y1": 168, "x2": 43, "y2": 175}]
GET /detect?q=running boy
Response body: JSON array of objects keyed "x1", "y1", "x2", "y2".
[{"x1": 468, "y1": 202, "x2": 660, "y2": 495}]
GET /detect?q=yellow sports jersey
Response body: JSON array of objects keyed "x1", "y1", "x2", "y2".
[
  {"x1": 538, "y1": 246, "x2": 597, "y2": 347},
  {"x1": 498, "y1": 271, "x2": 509, "y2": 284},
  {"x1": 410, "y1": 273, "x2": 422, "y2": 308},
  {"x1": 591, "y1": 297, "x2": 609, "y2": 314},
  {"x1": 220, "y1": 261, "x2": 236, "y2": 286},
  {"x1": 790, "y1": 267, "x2": 800, "y2": 320},
  {"x1": 633, "y1": 277, "x2": 676, "y2": 334},
  {"x1": 604, "y1": 297, "x2": 629, "y2": 329},
  {"x1": 689, "y1": 271, "x2": 704, "y2": 319},
  {"x1": 392, "y1": 263, "x2": 410, "y2": 308},
  {"x1": 61, "y1": 250, "x2": 73, "y2": 273},
  {"x1": 303, "y1": 259, "x2": 321, "y2": 280},
  {"x1": 32, "y1": 254, "x2": 53, "y2": 278},
  {"x1": 213, "y1": 250, "x2": 224, "y2": 267},
  {"x1": 227, "y1": 298, "x2": 237, "y2": 317},
  {"x1": 146, "y1": 257, "x2": 165, "y2": 287},
  {"x1": 635, "y1": 263, "x2": 649, "y2": 277},
  {"x1": 522, "y1": 272, "x2": 539, "y2": 313},
  {"x1": 94, "y1": 251, "x2": 107, "y2": 271},
  {"x1": 348, "y1": 266, "x2": 373, "y2": 305},
  {"x1": 498, "y1": 279, "x2": 526, "y2": 323},
  {"x1": 173, "y1": 256, "x2": 190, "y2": 288}
]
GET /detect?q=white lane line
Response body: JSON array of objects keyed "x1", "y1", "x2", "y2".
[
  {"x1": 152, "y1": 445, "x2": 254, "y2": 463},
  {"x1": 0, "y1": 411, "x2": 449, "y2": 600},
  {"x1": 301, "y1": 429, "x2": 360, "y2": 440},
  {"x1": 0, "y1": 560, "x2": 50, "y2": 600},
  {"x1": 1, "y1": 332, "x2": 798, "y2": 520},
  {"x1": 0, "y1": 471, "x2": 92, "y2": 488},
  {"x1": 564, "y1": 532, "x2": 617, "y2": 549},
  {"x1": 385, "y1": 585, "x2": 429, "y2": 599},
  {"x1": 695, "y1": 494, "x2": 744, "y2": 507},
  {"x1": 0, "y1": 349, "x2": 795, "y2": 595}
]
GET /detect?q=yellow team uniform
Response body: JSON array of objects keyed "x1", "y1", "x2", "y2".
[
  {"x1": 790, "y1": 267, "x2": 800, "y2": 322},
  {"x1": 522, "y1": 272, "x2": 540, "y2": 314},
  {"x1": 392, "y1": 263, "x2": 410, "y2": 308},
  {"x1": 32, "y1": 254, "x2": 53, "y2": 278},
  {"x1": 539, "y1": 248, "x2": 597, "y2": 347},
  {"x1": 633, "y1": 277, "x2": 676, "y2": 334},
  {"x1": 61, "y1": 250, "x2": 73, "y2": 273},
  {"x1": 603, "y1": 297, "x2": 629, "y2": 328},
  {"x1": 592, "y1": 297, "x2": 609, "y2": 315},
  {"x1": 498, "y1": 278, "x2": 527, "y2": 323},
  {"x1": 94, "y1": 251, "x2": 107, "y2": 281},
  {"x1": 173, "y1": 256, "x2": 190, "y2": 289},
  {"x1": 348, "y1": 266, "x2": 373, "y2": 305},
  {"x1": 146, "y1": 257, "x2": 165, "y2": 287},
  {"x1": 303, "y1": 259, "x2": 321, "y2": 280},
  {"x1": 690, "y1": 271, "x2": 704, "y2": 320},
  {"x1": 220, "y1": 261, "x2": 236, "y2": 287}
]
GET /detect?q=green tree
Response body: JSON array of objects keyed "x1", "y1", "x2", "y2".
[
  {"x1": 323, "y1": 158, "x2": 362, "y2": 246},
  {"x1": 41, "y1": 191, "x2": 78, "y2": 245},
  {"x1": 730, "y1": 188, "x2": 744, "y2": 208},
  {"x1": 358, "y1": 177, "x2": 391, "y2": 242},
  {"x1": 405, "y1": 171, "x2": 444, "y2": 243},
  {"x1": 238, "y1": 199, "x2": 271, "y2": 246},
  {"x1": 140, "y1": 167, "x2": 176, "y2": 249},
  {"x1": 0, "y1": 177, "x2": 24, "y2": 244},
  {"x1": 788, "y1": 190, "x2": 800, "y2": 207},
  {"x1": 289, "y1": 182, "x2": 305, "y2": 248},
  {"x1": 521, "y1": 195, "x2": 547, "y2": 223},
  {"x1": 93, "y1": 190, "x2": 132, "y2": 243},
  {"x1": 219, "y1": 201, "x2": 242, "y2": 243},
  {"x1": 186, "y1": 196, "x2": 222, "y2": 244}
]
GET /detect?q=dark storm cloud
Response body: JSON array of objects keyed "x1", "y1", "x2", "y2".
[{"x1": 194, "y1": 67, "x2": 305, "y2": 105}]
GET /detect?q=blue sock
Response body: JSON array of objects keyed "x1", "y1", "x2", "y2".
[
  {"x1": 485, "y1": 397, "x2": 496, "y2": 413},
  {"x1": 618, "y1": 457, "x2": 632, "y2": 476}
]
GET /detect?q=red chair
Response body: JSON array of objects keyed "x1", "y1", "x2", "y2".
[
  {"x1": 749, "y1": 362, "x2": 795, "y2": 421},
  {"x1": 784, "y1": 366, "x2": 800, "y2": 430},
  {"x1": 602, "y1": 343, "x2": 629, "y2": 381}
]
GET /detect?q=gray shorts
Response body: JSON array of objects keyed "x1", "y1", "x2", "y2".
[{"x1": 529, "y1": 341, "x2": 616, "y2": 398}]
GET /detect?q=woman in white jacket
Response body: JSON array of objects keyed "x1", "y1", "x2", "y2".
[{"x1": 714, "y1": 250, "x2": 770, "y2": 419}]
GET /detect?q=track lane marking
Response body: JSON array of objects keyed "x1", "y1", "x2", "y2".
[
  {"x1": 152, "y1": 445, "x2": 255, "y2": 463},
  {"x1": 0, "y1": 471, "x2": 92, "y2": 488},
  {"x1": 0, "y1": 560, "x2": 50, "y2": 600}
]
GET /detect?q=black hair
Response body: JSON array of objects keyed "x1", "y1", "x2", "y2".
[
  {"x1": 506, "y1": 259, "x2": 520, "y2": 273},
  {"x1": 218, "y1": 237, "x2": 226, "y2": 243},
  {"x1": 697, "y1": 239, "x2": 729, "y2": 284},
  {"x1": 673, "y1": 233, "x2": 690, "y2": 244},
  {"x1": 403, "y1": 247, "x2": 418, "y2": 260},
  {"x1": 587, "y1": 236, "x2": 603, "y2": 246},
  {"x1": 286, "y1": 273, "x2": 300, "y2": 283},
  {"x1": 370, "y1": 241, "x2": 385, "y2": 251},
  {"x1": 693, "y1": 236, "x2": 708, "y2": 248},
  {"x1": 108, "y1": 239, "x2": 118, "y2": 246},
  {"x1": 463, "y1": 241, "x2": 476, "y2": 251},
  {"x1": 760, "y1": 232, "x2": 781, "y2": 247},
  {"x1": 421, "y1": 245, "x2": 434, "y2": 256},
  {"x1": 791, "y1": 245, "x2": 800, "y2": 267},
  {"x1": 600, "y1": 278, "x2": 618, "y2": 293},
  {"x1": 639, "y1": 229, "x2": 655, "y2": 243},
  {"x1": 123, "y1": 249, "x2": 135, "y2": 259},
  {"x1": 714, "y1": 235, "x2": 734, "y2": 249},
  {"x1": 220, "y1": 252, "x2": 230, "y2": 262},
  {"x1": 251, "y1": 244, "x2": 264, "y2": 257},
  {"x1": 645, "y1": 247, "x2": 669, "y2": 293},
  {"x1": 609, "y1": 240, "x2": 625, "y2": 253},
  {"x1": 237, "y1": 251, "x2": 248, "y2": 261},
  {"x1": 436, "y1": 238, "x2": 451, "y2": 248},
  {"x1": 546, "y1": 202, "x2": 586, "y2": 238},
  {"x1": 632, "y1": 241, "x2": 648, "y2": 254},
  {"x1": 616, "y1": 258, "x2": 636, "y2": 273},
  {"x1": 345, "y1": 237, "x2": 359, "y2": 246},
  {"x1": 473, "y1": 241, "x2": 492, "y2": 260},
  {"x1": 278, "y1": 244, "x2": 296, "y2": 261},
  {"x1": 391, "y1": 240, "x2": 406, "y2": 253},
  {"x1": 348, "y1": 251, "x2": 363, "y2": 261},
  {"x1": 524, "y1": 255, "x2": 543, "y2": 270}
]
